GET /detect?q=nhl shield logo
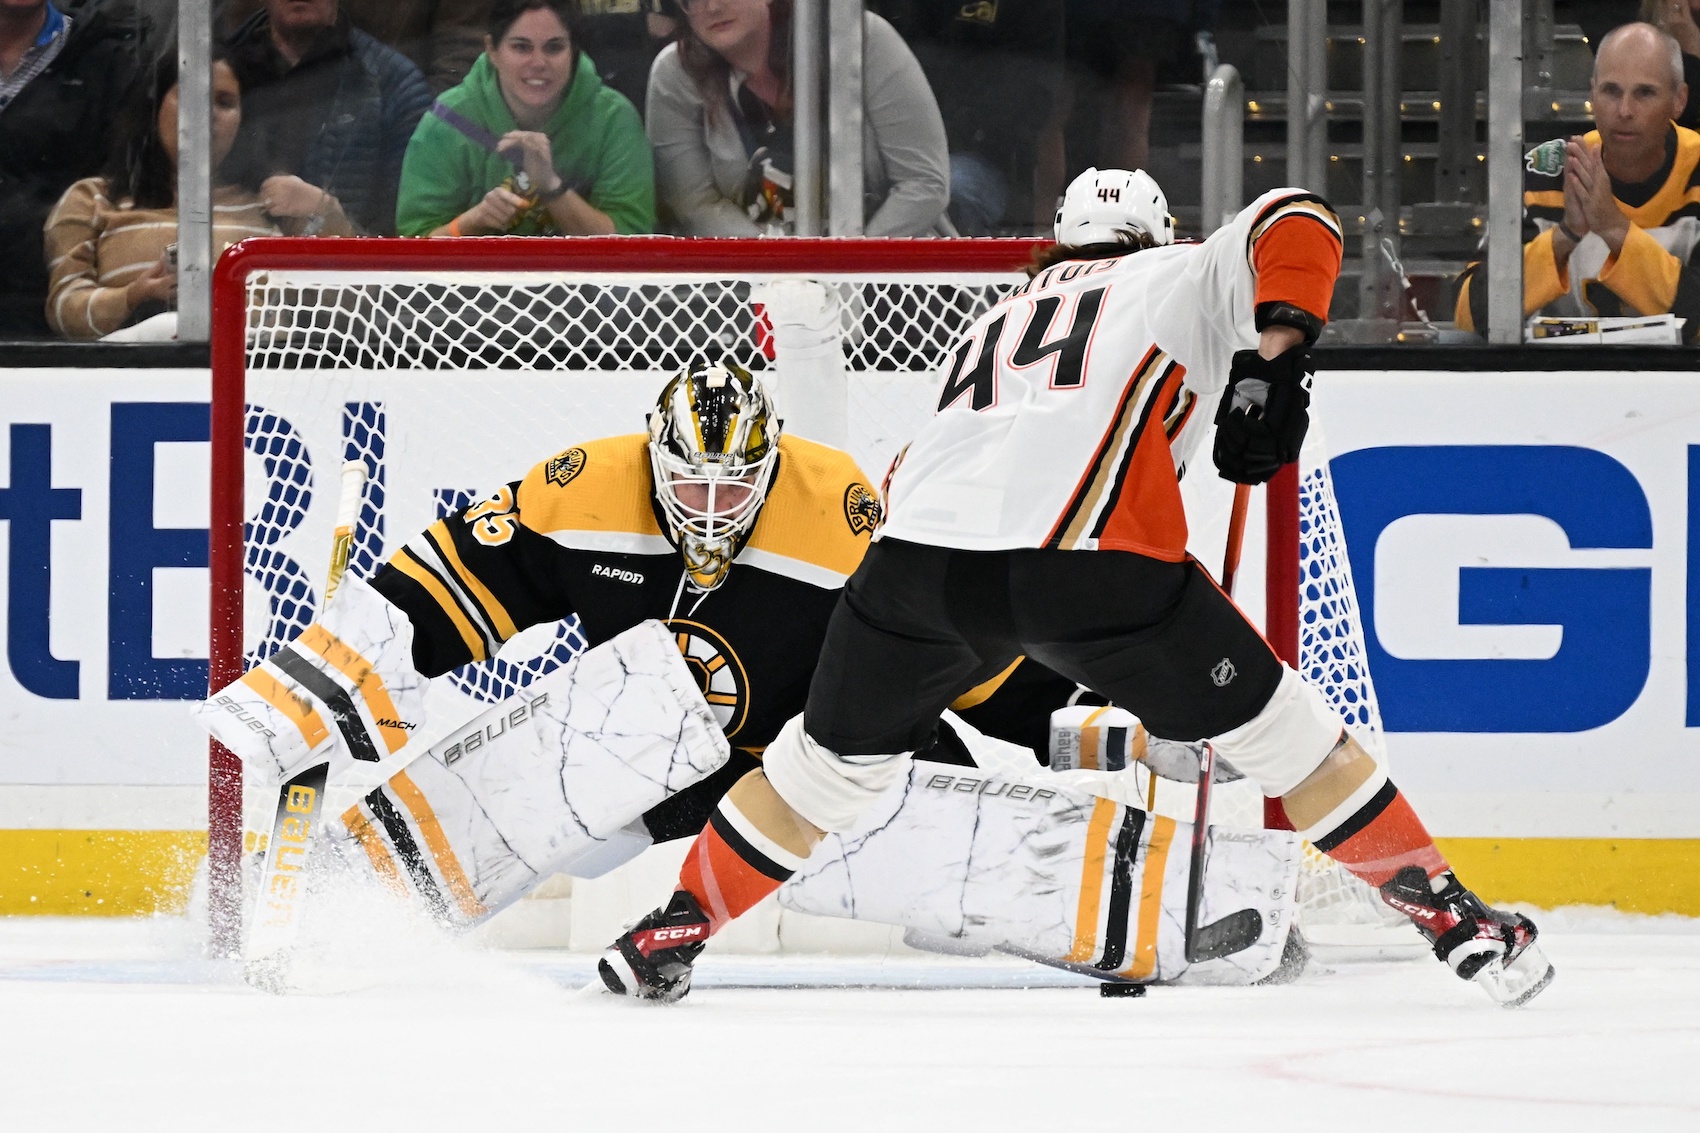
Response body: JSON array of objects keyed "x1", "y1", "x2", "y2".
[
  {"x1": 844, "y1": 483, "x2": 883, "y2": 535},
  {"x1": 545, "y1": 447, "x2": 587, "y2": 487},
  {"x1": 1211, "y1": 657, "x2": 1237, "y2": 687}
]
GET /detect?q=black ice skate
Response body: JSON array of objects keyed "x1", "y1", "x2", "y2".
[
  {"x1": 1379, "y1": 866, "x2": 1555, "y2": 1007},
  {"x1": 596, "y1": 890, "x2": 712, "y2": 1003}
]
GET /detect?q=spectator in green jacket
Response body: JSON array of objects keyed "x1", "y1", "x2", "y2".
[{"x1": 396, "y1": 0, "x2": 654, "y2": 235}]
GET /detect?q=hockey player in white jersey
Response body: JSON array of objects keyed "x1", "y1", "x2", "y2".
[{"x1": 601, "y1": 169, "x2": 1555, "y2": 1007}]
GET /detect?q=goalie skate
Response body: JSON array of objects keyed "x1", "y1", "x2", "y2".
[
  {"x1": 1379, "y1": 866, "x2": 1555, "y2": 1008},
  {"x1": 596, "y1": 890, "x2": 712, "y2": 1004}
]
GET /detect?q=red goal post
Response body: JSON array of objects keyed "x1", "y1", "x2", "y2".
[{"x1": 206, "y1": 236, "x2": 1322, "y2": 950}]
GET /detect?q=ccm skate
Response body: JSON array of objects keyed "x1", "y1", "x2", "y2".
[
  {"x1": 1380, "y1": 866, "x2": 1555, "y2": 1007},
  {"x1": 596, "y1": 890, "x2": 712, "y2": 1003}
]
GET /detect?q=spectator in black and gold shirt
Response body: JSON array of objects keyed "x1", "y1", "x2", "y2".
[{"x1": 1456, "y1": 22, "x2": 1700, "y2": 341}]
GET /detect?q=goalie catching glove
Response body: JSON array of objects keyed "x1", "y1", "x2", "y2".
[{"x1": 1211, "y1": 344, "x2": 1313, "y2": 485}]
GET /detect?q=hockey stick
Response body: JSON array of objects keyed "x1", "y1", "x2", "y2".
[
  {"x1": 1182, "y1": 741, "x2": 1263, "y2": 963},
  {"x1": 1219, "y1": 484, "x2": 1251, "y2": 597},
  {"x1": 243, "y1": 461, "x2": 367, "y2": 991},
  {"x1": 1183, "y1": 482, "x2": 1264, "y2": 965}
]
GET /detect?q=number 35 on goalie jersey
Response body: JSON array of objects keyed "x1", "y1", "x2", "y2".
[
  {"x1": 880, "y1": 188, "x2": 1342, "y2": 560},
  {"x1": 368, "y1": 433, "x2": 883, "y2": 753}
]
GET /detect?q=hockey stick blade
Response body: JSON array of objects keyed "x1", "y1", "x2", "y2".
[
  {"x1": 241, "y1": 462, "x2": 368, "y2": 990},
  {"x1": 1187, "y1": 908, "x2": 1264, "y2": 963},
  {"x1": 244, "y1": 761, "x2": 330, "y2": 991}
]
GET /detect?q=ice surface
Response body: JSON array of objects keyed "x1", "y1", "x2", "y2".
[{"x1": 0, "y1": 910, "x2": 1695, "y2": 1132}]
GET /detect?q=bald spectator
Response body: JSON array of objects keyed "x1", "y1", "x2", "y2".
[
  {"x1": 220, "y1": 0, "x2": 492, "y2": 94},
  {"x1": 1455, "y1": 23, "x2": 1700, "y2": 342}
]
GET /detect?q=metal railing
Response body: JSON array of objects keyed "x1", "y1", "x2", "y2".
[
  {"x1": 1201, "y1": 64, "x2": 1245, "y2": 235},
  {"x1": 1287, "y1": 0, "x2": 1328, "y2": 195},
  {"x1": 1487, "y1": 0, "x2": 1525, "y2": 343}
]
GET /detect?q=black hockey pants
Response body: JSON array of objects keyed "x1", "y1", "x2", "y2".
[{"x1": 804, "y1": 538, "x2": 1285, "y2": 757}]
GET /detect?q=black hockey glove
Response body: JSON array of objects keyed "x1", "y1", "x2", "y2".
[{"x1": 1211, "y1": 345, "x2": 1313, "y2": 485}]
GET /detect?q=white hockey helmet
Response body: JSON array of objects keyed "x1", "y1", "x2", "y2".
[
  {"x1": 647, "y1": 360, "x2": 781, "y2": 592},
  {"x1": 1053, "y1": 167, "x2": 1174, "y2": 249}
]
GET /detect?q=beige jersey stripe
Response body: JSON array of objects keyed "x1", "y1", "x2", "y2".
[
  {"x1": 1058, "y1": 357, "x2": 1165, "y2": 549},
  {"x1": 426, "y1": 520, "x2": 519, "y2": 641},
  {"x1": 390, "y1": 549, "x2": 487, "y2": 662},
  {"x1": 239, "y1": 668, "x2": 330, "y2": 749},
  {"x1": 1248, "y1": 199, "x2": 1343, "y2": 251},
  {"x1": 342, "y1": 805, "x2": 407, "y2": 897},
  {"x1": 296, "y1": 625, "x2": 409, "y2": 754},
  {"x1": 1120, "y1": 814, "x2": 1177, "y2": 980},
  {"x1": 388, "y1": 770, "x2": 487, "y2": 922},
  {"x1": 1063, "y1": 797, "x2": 1119, "y2": 962}
]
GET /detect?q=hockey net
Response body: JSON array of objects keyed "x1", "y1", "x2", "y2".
[{"x1": 208, "y1": 236, "x2": 1399, "y2": 953}]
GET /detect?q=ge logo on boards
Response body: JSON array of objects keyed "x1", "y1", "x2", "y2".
[{"x1": 1332, "y1": 445, "x2": 1653, "y2": 733}]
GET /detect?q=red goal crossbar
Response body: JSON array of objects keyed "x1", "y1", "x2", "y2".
[{"x1": 205, "y1": 236, "x2": 1303, "y2": 948}]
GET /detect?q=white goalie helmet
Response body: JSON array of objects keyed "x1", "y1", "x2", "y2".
[
  {"x1": 1053, "y1": 167, "x2": 1174, "y2": 249},
  {"x1": 648, "y1": 360, "x2": 781, "y2": 592}
]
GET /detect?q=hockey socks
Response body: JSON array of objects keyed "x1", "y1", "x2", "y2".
[
  {"x1": 1303, "y1": 778, "x2": 1448, "y2": 889},
  {"x1": 677, "y1": 795, "x2": 809, "y2": 931}
]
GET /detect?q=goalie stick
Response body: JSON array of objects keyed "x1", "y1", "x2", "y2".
[
  {"x1": 243, "y1": 460, "x2": 366, "y2": 992},
  {"x1": 1182, "y1": 482, "x2": 1263, "y2": 966}
]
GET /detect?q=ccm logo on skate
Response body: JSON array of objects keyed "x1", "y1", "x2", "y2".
[
  {"x1": 441, "y1": 693, "x2": 549, "y2": 765},
  {"x1": 592, "y1": 564, "x2": 644, "y2": 585},
  {"x1": 634, "y1": 925, "x2": 706, "y2": 953},
  {"x1": 925, "y1": 774, "x2": 1056, "y2": 803},
  {"x1": 1383, "y1": 897, "x2": 1438, "y2": 921}
]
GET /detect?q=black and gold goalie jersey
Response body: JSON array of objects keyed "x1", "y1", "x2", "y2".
[{"x1": 371, "y1": 432, "x2": 878, "y2": 754}]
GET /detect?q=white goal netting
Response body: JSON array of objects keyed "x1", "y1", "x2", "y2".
[{"x1": 218, "y1": 243, "x2": 1400, "y2": 953}]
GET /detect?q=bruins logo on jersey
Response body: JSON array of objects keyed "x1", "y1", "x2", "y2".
[
  {"x1": 844, "y1": 483, "x2": 883, "y2": 536},
  {"x1": 545, "y1": 447, "x2": 587, "y2": 487},
  {"x1": 667, "y1": 619, "x2": 749, "y2": 738}
]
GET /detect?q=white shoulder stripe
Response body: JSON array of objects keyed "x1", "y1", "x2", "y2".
[
  {"x1": 544, "y1": 529, "x2": 677, "y2": 556},
  {"x1": 734, "y1": 547, "x2": 848, "y2": 590}
]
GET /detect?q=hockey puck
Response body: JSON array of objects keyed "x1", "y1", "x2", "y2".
[{"x1": 1099, "y1": 981, "x2": 1147, "y2": 998}]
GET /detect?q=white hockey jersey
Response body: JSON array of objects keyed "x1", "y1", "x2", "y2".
[{"x1": 879, "y1": 189, "x2": 1342, "y2": 558}]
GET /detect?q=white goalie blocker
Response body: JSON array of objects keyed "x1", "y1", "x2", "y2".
[{"x1": 780, "y1": 718, "x2": 1304, "y2": 987}]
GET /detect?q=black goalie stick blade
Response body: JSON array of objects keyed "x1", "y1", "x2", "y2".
[{"x1": 1188, "y1": 907, "x2": 1264, "y2": 963}]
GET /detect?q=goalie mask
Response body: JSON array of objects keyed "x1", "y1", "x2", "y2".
[
  {"x1": 648, "y1": 361, "x2": 780, "y2": 592},
  {"x1": 1054, "y1": 167, "x2": 1174, "y2": 249}
]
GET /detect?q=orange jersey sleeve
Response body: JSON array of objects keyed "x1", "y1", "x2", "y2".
[{"x1": 1249, "y1": 198, "x2": 1344, "y2": 325}]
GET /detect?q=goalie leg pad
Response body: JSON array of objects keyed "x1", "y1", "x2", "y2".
[
  {"x1": 193, "y1": 574, "x2": 427, "y2": 782},
  {"x1": 780, "y1": 760, "x2": 1302, "y2": 985},
  {"x1": 326, "y1": 620, "x2": 730, "y2": 926}
]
